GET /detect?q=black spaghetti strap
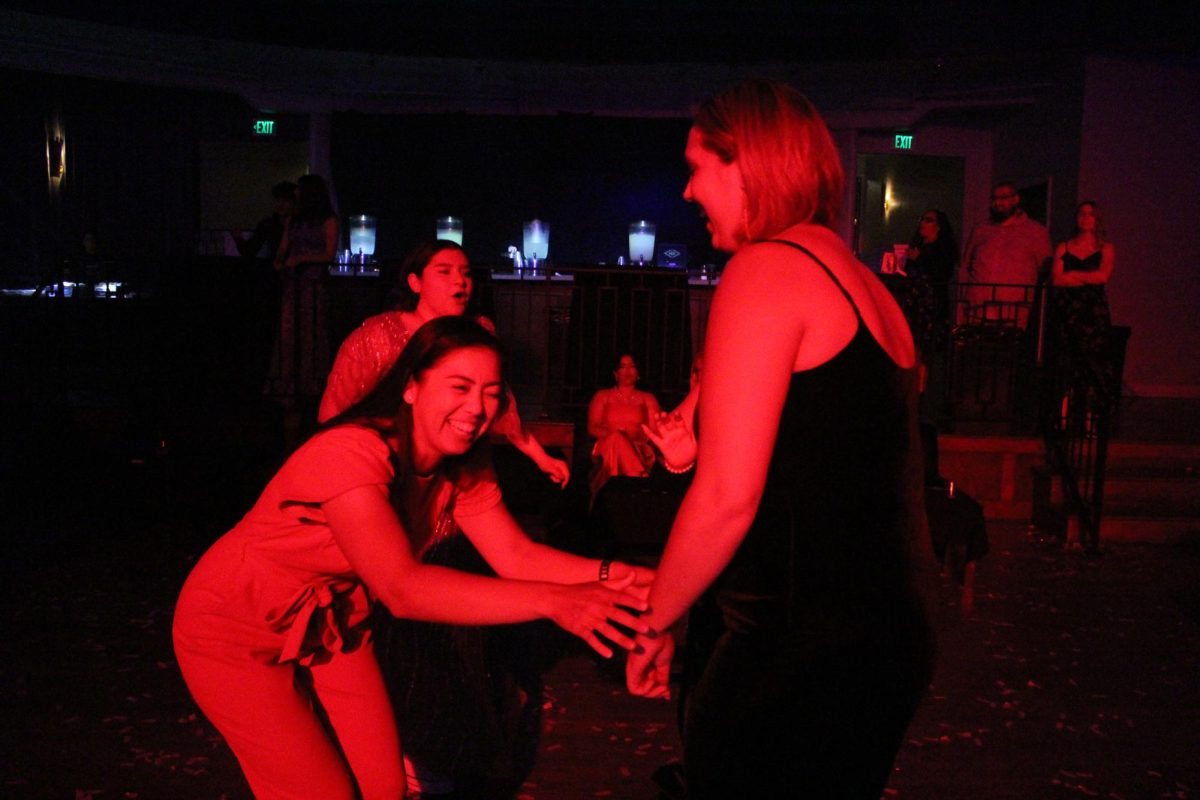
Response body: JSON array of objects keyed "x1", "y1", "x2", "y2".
[{"x1": 765, "y1": 239, "x2": 864, "y2": 322}]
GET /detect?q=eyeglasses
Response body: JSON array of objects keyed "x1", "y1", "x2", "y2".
[
  {"x1": 991, "y1": 192, "x2": 1018, "y2": 201},
  {"x1": 920, "y1": 216, "x2": 938, "y2": 223}
]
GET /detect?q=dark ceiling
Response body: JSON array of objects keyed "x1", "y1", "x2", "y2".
[{"x1": 5, "y1": 1, "x2": 1196, "y2": 66}]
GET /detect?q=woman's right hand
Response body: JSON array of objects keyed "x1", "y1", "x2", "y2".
[
  {"x1": 545, "y1": 572, "x2": 651, "y2": 658},
  {"x1": 642, "y1": 411, "x2": 697, "y2": 471}
]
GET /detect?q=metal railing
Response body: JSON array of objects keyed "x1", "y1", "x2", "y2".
[
  {"x1": 481, "y1": 267, "x2": 700, "y2": 419},
  {"x1": 881, "y1": 276, "x2": 1045, "y2": 433},
  {"x1": 939, "y1": 281, "x2": 1045, "y2": 431},
  {"x1": 259, "y1": 267, "x2": 1105, "y2": 455},
  {"x1": 1036, "y1": 307, "x2": 1129, "y2": 553}
]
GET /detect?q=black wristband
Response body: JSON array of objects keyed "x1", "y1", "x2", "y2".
[{"x1": 599, "y1": 559, "x2": 612, "y2": 581}]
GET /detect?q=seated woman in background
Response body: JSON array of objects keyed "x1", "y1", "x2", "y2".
[
  {"x1": 1050, "y1": 200, "x2": 1116, "y2": 393},
  {"x1": 174, "y1": 317, "x2": 651, "y2": 800},
  {"x1": 587, "y1": 353, "x2": 663, "y2": 499},
  {"x1": 320, "y1": 238, "x2": 569, "y2": 486}
]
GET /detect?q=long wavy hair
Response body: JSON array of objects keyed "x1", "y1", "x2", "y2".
[
  {"x1": 692, "y1": 78, "x2": 844, "y2": 241},
  {"x1": 325, "y1": 316, "x2": 509, "y2": 549}
]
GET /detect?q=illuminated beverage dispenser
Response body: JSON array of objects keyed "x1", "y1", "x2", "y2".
[
  {"x1": 523, "y1": 219, "x2": 549, "y2": 274},
  {"x1": 436, "y1": 216, "x2": 464, "y2": 245},
  {"x1": 348, "y1": 215, "x2": 377, "y2": 263},
  {"x1": 628, "y1": 220, "x2": 656, "y2": 265}
]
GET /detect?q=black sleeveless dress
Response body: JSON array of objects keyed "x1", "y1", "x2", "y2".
[
  {"x1": 1051, "y1": 248, "x2": 1113, "y2": 390},
  {"x1": 683, "y1": 241, "x2": 933, "y2": 798}
]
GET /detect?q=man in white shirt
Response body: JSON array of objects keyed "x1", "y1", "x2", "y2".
[{"x1": 961, "y1": 182, "x2": 1052, "y2": 325}]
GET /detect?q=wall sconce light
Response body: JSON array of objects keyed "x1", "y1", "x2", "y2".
[
  {"x1": 883, "y1": 178, "x2": 897, "y2": 222},
  {"x1": 49, "y1": 135, "x2": 65, "y2": 180}
]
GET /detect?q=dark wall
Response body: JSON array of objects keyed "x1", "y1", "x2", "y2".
[
  {"x1": 331, "y1": 112, "x2": 714, "y2": 268},
  {"x1": 0, "y1": 68, "x2": 302, "y2": 285},
  {"x1": 2, "y1": 68, "x2": 718, "y2": 285}
]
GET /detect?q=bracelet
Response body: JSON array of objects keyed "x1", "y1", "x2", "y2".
[
  {"x1": 599, "y1": 559, "x2": 612, "y2": 581},
  {"x1": 662, "y1": 459, "x2": 695, "y2": 474}
]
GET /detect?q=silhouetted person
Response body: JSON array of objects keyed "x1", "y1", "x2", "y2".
[{"x1": 232, "y1": 180, "x2": 296, "y2": 263}]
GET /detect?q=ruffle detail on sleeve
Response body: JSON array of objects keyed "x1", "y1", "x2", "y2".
[{"x1": 265, "y1": 578, "x2": 372, "y2": 666}]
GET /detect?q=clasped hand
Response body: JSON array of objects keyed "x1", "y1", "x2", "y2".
[
  {"x1": 549, "y1": 572, "x2": 652, "y2": 659},
  {"x1": 626, "y1": 629, "x2": 675, "y2": 700}
]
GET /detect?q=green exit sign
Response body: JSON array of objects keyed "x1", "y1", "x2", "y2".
[
  {"x1": 254, "y1": 119, "x2": 276, "y2": 136},
  {"x1": 894, "y1": 134, "x2": 913, "y2": 150}
]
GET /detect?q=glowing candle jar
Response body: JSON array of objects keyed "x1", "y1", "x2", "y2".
[
  {"x1": 523, "y1": 219, "x2": 549, "y2": 261},
  {"x1": 628, "y1": 220, "x2": 656, "y2": 265},
  {"x1": 348, "y1": 215, "x2": 377, "y2": 259},
  {"x1": 436, "y1": 216, "x2": 463, "y2": 245}
]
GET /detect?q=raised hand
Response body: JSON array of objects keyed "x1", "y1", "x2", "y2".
[
  {"x1": 547, "y1": 572, "x2": 651, "y2": 659},
  {"x1": 626, "y1": 630, "x2": 675, "y2": 699},
  {"x1": 642, "y1": 410, "x2": 697, "y2": 472}
]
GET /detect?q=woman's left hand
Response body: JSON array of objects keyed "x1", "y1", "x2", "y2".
[{"x1": 626, "y1": 630, "x2": 675, "y2": 699}]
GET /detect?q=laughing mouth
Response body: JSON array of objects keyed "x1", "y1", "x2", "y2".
[{"x1": 446, "y1": 418, "x2": 480, "y2": 439}]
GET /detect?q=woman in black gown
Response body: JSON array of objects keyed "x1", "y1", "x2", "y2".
[
  {"x1": 1050, "y1": 200, "x2": 1116, "y2": 393},
  {"x1": 627, "y1": 79, "x2": 935, "y2": 798},
  {"x1": 903, "y1": 208, "x2": 959, "y2": 362}
]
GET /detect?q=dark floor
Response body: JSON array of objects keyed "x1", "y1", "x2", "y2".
[{"x1": 2, "y1": 398, "x2": 1199, "y2": 799}]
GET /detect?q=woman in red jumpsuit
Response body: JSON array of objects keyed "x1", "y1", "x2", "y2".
[{"x1": 174, "y1": 317, "x2": 650, "y2": 799}]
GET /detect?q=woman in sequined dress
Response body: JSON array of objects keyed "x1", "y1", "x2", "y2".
[
  {"x1": 320, "y1": 239, "x2": 569, "y2": 485},
  {"x1": 320, "y1": 241, "x2": 580, "y2": 794}
]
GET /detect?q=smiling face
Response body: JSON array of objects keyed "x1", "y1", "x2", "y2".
[
  {"x1": 683, "y1": 127, "x2": 747, "y2": 253},
  {"x1": 406, "y1": 345, "x2": 503, "y2": 472},
  {"x1": 409, "y1": 247, "x2": 473, "y2": 320}
]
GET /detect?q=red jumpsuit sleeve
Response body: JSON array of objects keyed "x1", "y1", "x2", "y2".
[
  {"x1": 283, "y1": 426, "x2": 395, "y2": 502},
  {"x1": 450, "y1": 463, "x2": 503, "y2": 519}
]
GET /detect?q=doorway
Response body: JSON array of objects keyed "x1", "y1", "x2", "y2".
[{"x1": 854, "y1": 153, "x2": 965, "y2": 270}]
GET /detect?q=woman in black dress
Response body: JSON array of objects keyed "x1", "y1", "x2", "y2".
[
  {"x1": 904, "y1": 208, "x2": 959, "y2": 359},
  {"x1": 627, "y1": 79, "x2": 934, "y2": 798},
  {"x1": 1050, "y1": 200, "x2": 1116, "y2": 392}
]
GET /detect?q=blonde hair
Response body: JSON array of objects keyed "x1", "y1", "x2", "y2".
[{"x1": 693, "y1": 79, "x2": 844, "y2": 239}]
